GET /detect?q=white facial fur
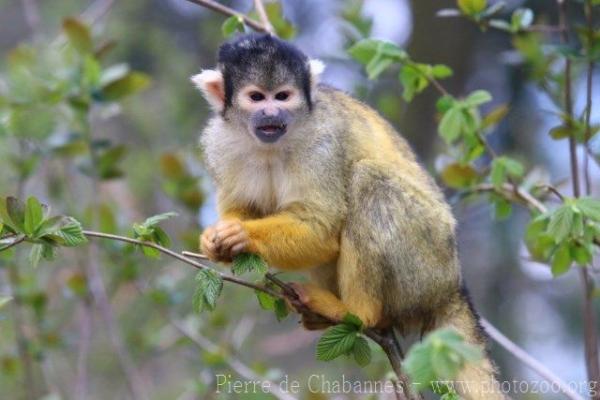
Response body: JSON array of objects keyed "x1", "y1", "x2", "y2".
[{"x1": 191, "y1": 59, "x2": 325, "y2": 112}]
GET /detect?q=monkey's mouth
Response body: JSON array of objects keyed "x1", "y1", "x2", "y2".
[{"x1": 255, "y1": 124, "x2": 287, "y2": 143}]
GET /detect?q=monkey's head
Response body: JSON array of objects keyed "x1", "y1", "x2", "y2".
[{"x1": 191, "y1": 34, "x2": 324, "y2": 144}]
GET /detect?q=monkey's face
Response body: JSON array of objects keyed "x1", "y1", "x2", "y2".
[
  {"x1": 235, "y1": 84, "x2": 303, "y2": 144},
  {"x1": 192, "y1": 34, "x2": 326, "y2": 145}
]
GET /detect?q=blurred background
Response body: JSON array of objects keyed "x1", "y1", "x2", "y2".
[{"x1": 0, "y1": 0, "x2": 598, "y2": 399}]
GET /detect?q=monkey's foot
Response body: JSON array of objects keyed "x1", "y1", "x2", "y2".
[
  {"x1": 299, "y1": 313, "x2": 333, "y2": 331},
  {"x1": 287, "y1": 282, "x2": 347, "y2": 327}
]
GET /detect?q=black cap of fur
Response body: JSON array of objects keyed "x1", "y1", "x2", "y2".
[{"x1": 217, "y1": 33, "x2": 313, "y2": 111}]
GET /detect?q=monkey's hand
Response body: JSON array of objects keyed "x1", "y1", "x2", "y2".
[{"x1": 200, "y1": 219, "x2": 249, "y2": 262}]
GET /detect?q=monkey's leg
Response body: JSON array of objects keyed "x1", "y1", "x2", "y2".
[{"x1": 290, "y1": 281, "x2": 381, "y2": 330}]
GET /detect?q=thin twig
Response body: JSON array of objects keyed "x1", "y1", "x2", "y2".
[
  {"x1": 83, "y1": 231, "x2": 281, "y2": 298},
  {"x1": 481, "y1": 319, "x2": 585, "y2": 400},
  {"x1": 0, "y1": 235, "x2": 26, "y2": 252},
  {"x1": 170, "y1": 319, "x2": 298, "y2": 400},
  {"x1": 253, "y1": 0, "x2": 275, "y2": 34},
  {"x1": 469, "y1": 183, "x2": 546, "y2": 213},
  {"x1": 557, "y1": 1, "x2": 600, "y2": 396},
  {"x1": 183, "y1": 0, "x2": 269, "y2": 33},
  {"x1": 582, "y1": 0, "x2": 595, "y2": 196},
  {"x1": 88, "y1": 235, "x2": 416, "y2": 394}
]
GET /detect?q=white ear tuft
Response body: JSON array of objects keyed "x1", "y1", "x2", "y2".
[
  {"x1": 190, "y1": 69, "x2": 225, "y2": 112},
  {"x1": 308, "y1": 59, "x2": 325, "y2": 91}
]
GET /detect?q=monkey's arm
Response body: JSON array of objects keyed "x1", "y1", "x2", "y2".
[
  {"x1": 204, "y1": 203, "x2": 339, "y2": 269},
  {"x1": 242, "y1": 208, "x2": 339, "y2": 270}
]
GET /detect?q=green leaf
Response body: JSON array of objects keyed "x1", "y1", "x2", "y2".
[
  {"x1": 431, "y1": 348, "x2": 457, "y2": 380},
  {"x1": 55, "y1": 218, "x2": 87, "y2": 247},
  {"x1": 431, "y1": 64, "x2": 453, "y2": 79},
  {"x1": 441, "y1": 163, "x2": 480, "y2": 189},
  {"x1": 551, "y1": 243, "x2": 572, "y2": 276},
  {"x1": 348, "y1": 39, "x2": 407, "y2": 65},
  {"x1": 222, "y1": 16, "x2": 245, "y2": 37},
  {"x1": 366, "y1": 55, "x2": 394, "y2": 80},
  {"x1": 6, "y1": 197, "x2": 25, "y2": 232},
  {"x1": 490, "y1": 157, "x2": 523, "y2": 188},
  {"x1": 492, "y1": 196, "x2": 512, "y2": 220},
  {"x1": 24, "y1": 197, "x2": 43, "y2": 236},
  {"x1": 274, "y1": 298, "x2": 289, "y2": 321},
  {"x1": 264, "y1": 2, "x2": 296, "y2": 39},
  {"x1": 572, "y1": 243, "x2": 592, "y2": 266},
  {"x1": 405, "y1": 328, "x2": 483, "y2": 393},
  {"x1": 502, "y1": 157, "x2": 524, "y2": 178},
  {"x1": 511, "y1": 8, "x2": 534, "y2": 31},
  {"x1": 525, "y1": 216, "x2": 554, "y2": 261},
  {"x1": 482, "y1": 104, "x2": 509, "y2": 129},
  {"x1": 352, "y1": 336, "x2": 372, "y2": 366},
  {"x1": 490, "y1": 159, "x2": 506, "y2": 188},
  {"x1": 577, "y1": 197, "x2": 600, "y2": 221},
  {"x1": 142, "y1": 212, "x2": 178, "y2": 228},
  {"x1": 342, "y1": 313, "x2": 363, "y2": 329},
  {"x1": 232, "y1": 253, "x2": 268, "y2": 276},
  {"x1": 399, "y1": 64, "x2": 430, "y2": 101},
  {"x1": 457, "y1": 0, "x2": 487, "y2": 16},
  {"x1": 152, "y1": 227, "x2": 171, "y2": 247},
  {"x1": 439, "y1": 107, "x2": 465, "y2": 144},
  {"x1": 63, "y1": 18, "x2": 92, "y2": 54},
  {"x1": 255, "y1": 290, "x2": 277, "y2": 311},
  {"x1": 99, "y1": 72, "x2": 151, "y2": 102},
  {"x1": 28, "y1": 244, "x2": 43, "y2": 268},
  {"x1": 464, "y1": 90, "x2": 492, "y2": 107},
  {"x1": 404, "y1": 341, "x2": 435, "y2": 392},
  {"x1": 142, "y1": 245, "x2": 161, "y2": 259},
  {"x1": 316, "y1": 323, "x2": 358, "y2": 361},
  {"x1": 193, "y1": 269, "x2": 223, "y2": 312},
  {"x1": 547, "y1": 206, "x2": 575, "y2": 243}
]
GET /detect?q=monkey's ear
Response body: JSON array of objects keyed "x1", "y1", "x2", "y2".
[
  {"x1": 308, "y1": 59, "x2": 325, "y2": 93},
  {"x1": 191, "y1": 69, "x2": 225, "y2": 112}
]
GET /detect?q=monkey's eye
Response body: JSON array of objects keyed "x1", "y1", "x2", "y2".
[
  {"x1": 249, "y1": 92, "x2": 265, "y2": 102},
  {"x1": 275, "y1": 91, "x2": 290, "y2": 101}
]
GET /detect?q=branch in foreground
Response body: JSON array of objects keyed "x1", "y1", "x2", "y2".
[
  {"x1": 83, "y1": 231, "x2": 416, "y2": 399},
  {"x1": 83, "y1": 230, "x2": 580, "y2": 399},
  {"x1": 183, "y1": 0, "x2": 269, "y2": 33}
]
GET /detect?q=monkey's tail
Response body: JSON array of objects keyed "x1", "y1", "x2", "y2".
[{"x1": 425, "y1": 286, "x2": 506, "y2": 400}]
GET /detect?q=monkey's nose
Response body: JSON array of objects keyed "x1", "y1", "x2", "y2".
[{"x1": 262, "y1": 107, "x2": 279, "y2": 117}]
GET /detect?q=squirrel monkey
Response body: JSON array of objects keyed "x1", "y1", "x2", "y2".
[{"x1": 192, "y1": 34, "x2": 503, "y2": 399}]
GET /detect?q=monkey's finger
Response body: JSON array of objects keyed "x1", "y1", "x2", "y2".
[
  {"x1": 219, "y1": 233, "x2": 248, "y2": 251},
  {"x1": 201, "y1": 235, "x2": 218, "y2": 261},
  {"x1": 215, "y1": 224, "x2": 244, "y2": 241},
  {"x1": 201, "y1": 226, "x2": 218, "y2": 243},
  {"x1": 215, "y1": 220, "x2": 241, "y2": 233},
  {"x1": 219, "y1": 237, "x2": 248, "y2": 260},
  {"x1": 230, "y1": 242, "x2": 247, "y2": 257}
]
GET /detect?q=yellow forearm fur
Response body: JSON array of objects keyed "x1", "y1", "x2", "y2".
[{"x1": 242, "y1": 213, "x2": 338, "y2": 270}]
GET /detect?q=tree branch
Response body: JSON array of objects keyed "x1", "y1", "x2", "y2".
[
  {"x1": 481, "y1": 319, "x2": 585, "y2": 400},
  {"x1": 170, "y1": 319, "x2": 298, "y2": 400},
  {"x1": 183, "y1": 0, "x2": 270, "y2": 33},
  {"x1": 253, "y1": 0, "x2": 275, "y2": 34},
  {"x1": 557, "y1": 1, "x2": 600, "y2": 396},
  {"x1": 83, "y1": 231, "x2": 282, "y2": 298},
  {"x1": 0, "y1": 235, "x2": 26, "y2": 252}
]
